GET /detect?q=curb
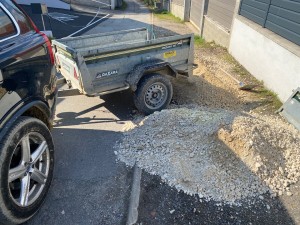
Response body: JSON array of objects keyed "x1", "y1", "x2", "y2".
[{"x1": 126, "y1": 165, "x2": 142, "y2": 225}]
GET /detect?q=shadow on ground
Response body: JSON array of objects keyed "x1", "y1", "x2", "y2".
[
  {"x1": 24, "y1": 128, "x2": 132, "y2": 225},
  {"x1": 137, "y1": 173, "x2": 295, "y2": 225},
  {"x1": 54, "y1": 90, "x2": 134, "y2": 127}
]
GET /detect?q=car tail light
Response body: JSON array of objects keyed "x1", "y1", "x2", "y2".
[
  {"x1": 14, "y1": 2, "x2": 54, "y2": 65},
  {"x1": 40, "y1": 33, "x2": 55, "y2": 65}
]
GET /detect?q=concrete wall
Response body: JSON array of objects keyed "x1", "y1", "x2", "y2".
[
  {"x1": 229, "y1": 16, "x2": 300, "y2": 102},
  {"x1": 16, "y1": 0, "x2": 70, "y2": 9},
  {"x1": 202, "y1": 16, "x2": 230, "y2": 48},
  {"x1": 170, "y1": 3, "x2": 185, "y2": 20}
]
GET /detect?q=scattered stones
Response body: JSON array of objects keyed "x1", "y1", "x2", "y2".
[
  {"x1": 115, "y1": 107, "x2": 300, "y2": 205},
  {"x1": 169, "y1": 209, "x2": 175, "y2": 214}
]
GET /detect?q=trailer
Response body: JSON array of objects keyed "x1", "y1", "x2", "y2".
[{"x1": 52, "y1": 28, "x2": 197, "y2": 114}]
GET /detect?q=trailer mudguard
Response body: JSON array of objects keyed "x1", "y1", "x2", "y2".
[{"x1": 127, "y1": 61, "x2": 177, "y2": 91}]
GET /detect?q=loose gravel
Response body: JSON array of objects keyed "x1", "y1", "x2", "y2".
[{"x1": 115, "y1": 107, "x2": 300, "y2": 205}]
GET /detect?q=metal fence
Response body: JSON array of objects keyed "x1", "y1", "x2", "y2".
[
  {"x1": 190, "y1": 0, "x2": 204, "y2": 29},
  {"x1": 206, "y1": 0, "x2": 236, "y2": 30},
  {"x1": 239, "y1": 0, "x2": 300, "y2": 46},
  {"x1": 171, "y1": 0, "x2": 184, "y2": 6}
]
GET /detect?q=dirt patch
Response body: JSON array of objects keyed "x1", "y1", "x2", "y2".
[
  {"x1": 152, "y1": 14, "x2": 280, "y2": 114},
  {"x1": 172, "y1": 65, "x2": 243, "y2": 110}
]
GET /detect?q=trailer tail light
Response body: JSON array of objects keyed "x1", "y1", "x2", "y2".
[
  {"x1": 74, "y1": 68, "x2": 78, "y2": 80},
  {"x1": 56, "y1": 55, "x2": 60, "y2": 66}
]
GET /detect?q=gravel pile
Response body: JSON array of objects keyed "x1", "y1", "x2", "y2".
[{"x1": 115, "y1": 107, "x2": 300, "y2": 205}]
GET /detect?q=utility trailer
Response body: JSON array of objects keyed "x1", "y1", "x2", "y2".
[{"x1": 52, "y1": 28, "x2": 197, "y2": 114}]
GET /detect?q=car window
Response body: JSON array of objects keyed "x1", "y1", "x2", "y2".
[
  {"x1": 0, "y1": 7, "x2": 17, "y2": 40},
  {"x1": 6, "y1": 1, "x2": 32, "y2": 33}
]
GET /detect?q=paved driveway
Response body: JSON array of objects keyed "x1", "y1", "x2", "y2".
[{"x1": 25, "y1": 91, "x2": 136, "y2": 225}]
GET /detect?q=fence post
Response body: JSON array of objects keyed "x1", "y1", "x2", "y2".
[
  {"x1": 111, "y1": 0, "x2": 116, "y2": 9},
  {"x1": 199, "y1": 0, "x2": 208, "y2": 36},
  {"x1": 184, "y1": 0, "x2": 191, "y2": 21},
  {"x1": 238, "y1": 0, "x2": 243, "y2": 14}
]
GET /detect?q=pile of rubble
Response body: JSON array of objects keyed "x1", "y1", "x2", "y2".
[{"x1": 115, "y1": 107, "x2": 300, "y2": 205}]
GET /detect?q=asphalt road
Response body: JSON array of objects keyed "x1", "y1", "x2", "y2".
[
  {"x1": 25, "y1": 91, "x2": 136, "y2": 225},
  {"x1": 20, "y1": 5, "x2": 108, "y2": 38}
]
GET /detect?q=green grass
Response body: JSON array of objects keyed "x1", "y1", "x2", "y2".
[
  {"x1": 194, "y1": 35, "x2": 205, "y2": 46},
  {"x1": 256, "y1": 85, "x2": 282, "y2": 110},
  {"x1": 152, "y1": 9, "x2": 183, "y2": 23},
  {"x1": 194, "y1": 35, "x2": 213, "y2": 48},
  {"x1": 222, "y1": 53, "x2": 249, "y2": 77},
  {"x1": 221, "y1": 51, "x2": 282, "y2": 109},
  {"x1": 116, "y1": 0, "x2": 128, "y2": 10},
  {"x1": 222, "y1": 53, "x2": 236, "y2": 64}
]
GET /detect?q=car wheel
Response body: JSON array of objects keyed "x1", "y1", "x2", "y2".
[
  {"x1": 134, "y1": 73, "x2": 173, "y2": 115},
  {"x1": 0, "y1": 117, "x2": 54, "y2": 225}
]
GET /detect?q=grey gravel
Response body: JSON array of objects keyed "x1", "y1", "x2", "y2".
[{"x1": 115, "y1": 107, "x2": 300, "y2": 205}]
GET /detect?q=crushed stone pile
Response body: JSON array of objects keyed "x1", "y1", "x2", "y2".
[{"x1": 114, "y1": 107, "x2": 300, "y2": 205}]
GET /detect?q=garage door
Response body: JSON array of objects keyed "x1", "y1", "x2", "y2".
[{"x1": 190, "y1": 0, "x2": 203, "y2": 30}]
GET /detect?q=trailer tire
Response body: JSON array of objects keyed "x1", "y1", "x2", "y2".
[{"x1": 134, "y1": 73, "x2": 173, "y2": 115}]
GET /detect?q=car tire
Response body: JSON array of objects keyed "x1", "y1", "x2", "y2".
[
  {"x1": 134, "y1": 73, "x2": 173, "y2": 115},
  {"x1": 0, "y1": 117, "x2": 54, "y2": 225}
]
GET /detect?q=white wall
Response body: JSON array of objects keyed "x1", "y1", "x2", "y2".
[
  {"x1": 229, "y1": 17, "x2": 300, "y2": 102},
  {"x1": 16, "y1": 0, "x2": 70, "y2": 10}
]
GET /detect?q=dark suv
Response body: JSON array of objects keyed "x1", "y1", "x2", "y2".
[{"x1": 0, "y1": 0, "x2": 57, "y2": 224}]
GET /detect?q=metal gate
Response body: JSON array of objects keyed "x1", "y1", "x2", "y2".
[{"x1": 190, "y1": 0, "x2": 203, "y2": 30}]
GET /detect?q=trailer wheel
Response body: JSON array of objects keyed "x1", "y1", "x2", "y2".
[
  {"x1": 0, "y1": 117, "x2": 54, "y2": 225},
  {"x1": 134, "y1": 73, "x2": 173, "y2": 115}
]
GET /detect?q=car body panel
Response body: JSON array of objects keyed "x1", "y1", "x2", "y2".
[{"x1": 0, "y1": 0, "x2": 57, "y2": 133}]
